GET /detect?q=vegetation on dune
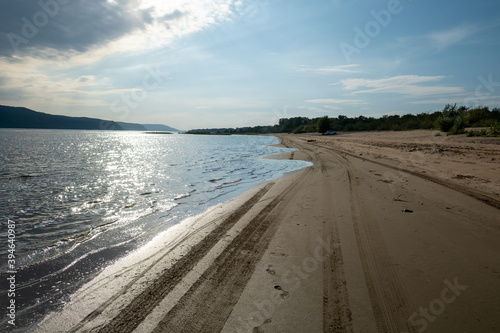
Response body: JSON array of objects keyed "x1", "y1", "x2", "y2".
[{"x1": 186, "y1": 105, "x2": 500, "y2": 137}]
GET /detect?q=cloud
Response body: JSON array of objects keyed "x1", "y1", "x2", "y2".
[
  {"x1": 427, "y1": 24, "x2": 480, "y2": 51},
  {"x1": 339, "y1": 75, "x2": 465, "y2": 97},
  {"x1": 296, "y1": 64, "x2": 361, "y2": 74},
  {"x1": 323, "y1": 105, "x2": 342, "y2": 110},
  {"x1": 0, "y1": 0, "x2": 153, "y2": 57},
  {"x1": 306, "y1": 98, "x2": 365, "y2": 104},
  {"x1": 161, "y1": 9, "x2": 187, "y2": 28},
  {"x1": 298, "y1": 106, "x2": 326, "y2": 112},
  {"x1": 0, "y1": 0, "x2": 244, "y2": 59},
  {"x1": 162, "y1": 9, "x2": 186, "y2": 21},
  {"x1": 77, "y1": 75, "x2": 94, "y2": 83},
  {"x1": 303, "y1": 98, "x2": 365, "y2": 113},
  {"x1": 0, "y1": 0, "x2": 247, "y2": 112},
  {"x1": 412, "y1": 94, "x2": 500, "y2": 107},
  {"x1": 340, "y1": 75, "x2": 444, "y2": 90}
]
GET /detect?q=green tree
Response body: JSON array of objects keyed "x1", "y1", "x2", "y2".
[{"x1": 317, "y1": 116, "x2": 330, "y2": 133}]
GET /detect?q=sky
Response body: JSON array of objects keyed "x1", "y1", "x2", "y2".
[{"x1": 1, "y1": 0, "x2": 499, "y2": 130}]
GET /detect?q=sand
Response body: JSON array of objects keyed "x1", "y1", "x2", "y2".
[{"x1": 36, "y1": 130, "x2": 500, "y2": 333}]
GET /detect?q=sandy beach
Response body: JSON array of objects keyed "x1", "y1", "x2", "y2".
[{"x1": 36, "y1": 130, "x2": 500, "y2": 333}]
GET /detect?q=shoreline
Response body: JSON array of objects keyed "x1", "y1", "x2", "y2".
[
  {"x1": 36, "y1": 131, "x2": 500, "y2": 332},
  {"x1": 35, "y1": 169, "x2": 309, "y2": 333},
  {"x1": 34, "y1": 138, "x2": 310, "y2": 333}
]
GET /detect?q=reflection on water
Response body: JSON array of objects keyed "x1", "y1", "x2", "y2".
[{"x1": 0, "y1": 129, "x2": 309, "y2": 331}]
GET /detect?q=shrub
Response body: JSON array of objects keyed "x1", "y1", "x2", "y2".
[
  {"x1": 491, "y1": 122, "x2": 500, "y2": 135},
  {"x1": 466, "y1": 129, "x2": 486, "y2": 137},
  {"x1": 317, "y1": 116, "x2": 330, "y2": 133},
  {"x1": 435, "y1": 116, "x2": 455, "y2": 132}
]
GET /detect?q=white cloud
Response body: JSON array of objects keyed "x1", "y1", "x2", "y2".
[
  {"x1": 3, "y1": 0, "x2": 244, "y2": 67},
  {"x1": 341, "y1": 75, "x2": 444, "y2": 90},
  {"x1": 339, "y1": 75, "x2": 465, "y2": 97},
  {"x1": 427, "y1": 24, "x2": 480, "y2": 51},
  {"x1": 303, "y1": 98, "x2": 365, "y2": 113},
  {"x1": 298, "y1": 106, "x2": 326, "y2": 112},
  {"x1": 0, "y1": 0, "x2": 245, "y2": 111},
  {"x1": 68, "y1": 0, "x2": 244, "y2": 65},
  {"x1": 323, "y1": 105, "x2": 342, "y2": 110},
  {"x1": 412, "y1": 94, "x2": 500, "y2": 106},
  {"x1": 411, "y1": 98, "x2": 466, "y2": 105},
  {"x1": 296, "y1": 64, "x2": 361, "y2": 74},
  {"x1": 306, "y1": 98, "x2": 365, "y2": 104}
]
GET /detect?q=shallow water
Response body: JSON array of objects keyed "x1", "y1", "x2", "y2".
[{"x1": 0, "y1": 129, "x2": 310, "y2": 331}]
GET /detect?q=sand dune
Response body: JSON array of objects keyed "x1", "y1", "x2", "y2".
[{"x1": 37, "y1": 131, "x2": 500, "y2": 333}]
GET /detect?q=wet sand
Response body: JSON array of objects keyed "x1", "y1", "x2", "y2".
[{"x1": 36, "y1": 131, "x2": 500, "y2": 333}]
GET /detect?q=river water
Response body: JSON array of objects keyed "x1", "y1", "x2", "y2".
[{"x1": 0, "y1": 129, "x2": 310, "y2": 331}]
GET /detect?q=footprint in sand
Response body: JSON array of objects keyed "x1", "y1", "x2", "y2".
[
  {"x1": 274, "y1": 285, "x2": 290, "y2": 299},
  {"x1": 266, "y1": 265, "x2": 276, "y2": 275}
]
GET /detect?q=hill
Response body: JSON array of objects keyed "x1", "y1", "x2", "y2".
[
  {"x1": 0, "y1": 105, "x2": 124, "y2": 130},
  {"x1": 143, "y1": 124, "x2": 179, "y2": 132},
  {"x1": 115, "y1": 122, "x2": 147, "y2": 131},
  {"x1": 0, "y1": 105, "x2": 177, "y2": 132}
]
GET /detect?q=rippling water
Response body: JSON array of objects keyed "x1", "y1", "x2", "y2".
[{"x1": 0, "y1": 129, "x2": 310, "y2": 331}]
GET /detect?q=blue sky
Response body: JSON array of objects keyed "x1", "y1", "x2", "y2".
[{"x1": 1, "y1": 0, "x2": 499, "y2": 130}]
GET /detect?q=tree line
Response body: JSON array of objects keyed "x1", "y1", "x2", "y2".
[{"x1": 187, "y1": 105, "x2": 500, "y2": 136}]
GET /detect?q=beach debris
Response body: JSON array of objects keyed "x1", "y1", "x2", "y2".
[
  {"x1": 402, "y1": 208, "x2": 413, "y2": 213},
  {"x1": 307, "y1": 139, "x2": 316, "y2": 142}
]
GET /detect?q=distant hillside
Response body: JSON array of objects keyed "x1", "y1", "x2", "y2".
[
  {"x1": 143, "y1": 124, "x2": 179, "y2": 132},
  {"x1": 0, "y1": 105, "x2": 124, "y2": 130},
  {"x1": 0, "y1": 105, "x2": 177, "y2": 132},
  {"x1": 115, "y1": 122, "x2": 147, "y2": 131}
]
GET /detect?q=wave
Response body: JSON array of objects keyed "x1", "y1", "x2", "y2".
[{"x1": 174, "y1": 193, "x2": 191, "y2": 200}]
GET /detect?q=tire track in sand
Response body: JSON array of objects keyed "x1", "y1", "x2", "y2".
[
  {"x1": 312, "y1": 141, "x2": 500, "y2": 209},
  {"x1": 94, "y1": 183, "x2": 275, "y2": 333},
  {"x1": 318, "y1": 155, "x2": 354, "y2": 333},
  {"x1": 282, "y1": 137, "x2": 355, "y2": 332},
  {"x1": 345, "y1": 163, "x2": 416, "y2": 333},
  {"x1": 151, "y1": 167, "x2": 312, "y2": 333}
]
